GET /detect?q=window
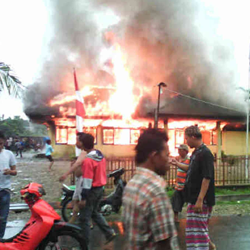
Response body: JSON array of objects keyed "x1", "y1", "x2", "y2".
[
  {"x1": 103, "y1": 128, "x2": 141, "y2": 145},
  {"x1": 103, "y1": 129, "x2": 114, "y2": 144},
  {"x1": 201, "y1": 131, "x2": 210, "y2": 145},
  {"x1": 130, "y1": 129, "x2": 140, "y2": 145},
  {"x1": 175, "y1": 130, "x2": 184, "y2": 147},
  {"x1": 114, "y1": 129, "x2": 130, "y2": 145},
  {"x1": 56, "y1": 126, "x2": 97, "y2": 145},
  {"x1": 68, "y1": 127, "x2": 76, "y2": 145},
  {"x1": 56, "y1": 127, "x2": 68, "y2": 144}
]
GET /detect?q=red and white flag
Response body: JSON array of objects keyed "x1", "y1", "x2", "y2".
[{"x1": 74, "y1": 69, "x2": 85, "y2": 156}]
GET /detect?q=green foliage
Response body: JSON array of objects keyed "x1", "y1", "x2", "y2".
[
  {"x1": 0, "y1": 116, "x2": 48, "y2": 137},
  {"x1": 0, "y1": 62, "x2": 23, "y2": 97},
  {"x1": 216, "y1": 200, "x2": 250, "y2": 205},
  {"x1": 166, "y1": 187, "x2": 175, "y2": 198},
  {"x1": 215, "y1": 187, "x2": 250, "y2": 195},
  {"x1": 221, "y1": 152, "x2": 239, "y2": 166}
]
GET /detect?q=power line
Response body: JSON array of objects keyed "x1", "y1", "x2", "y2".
[{"x1": 164, "y1": 88, "x2": 244, "y2": 113}]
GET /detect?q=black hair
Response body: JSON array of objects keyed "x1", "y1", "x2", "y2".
[
  {"x1": 80, "y1": 133, "x2": 94, "y2": 150},
  {"x1": 77, "y1": 132, "x2": 86, "y2": 142},
  {"x1": 0, "y1": 131, "x2": 5, "y2": 140},
  {"x1": 135, "y1": 129, "x2": 168, "y2": 165},
  {"x1": 46, "y1": 139, "x2": 51, "y2": 144},
  {"x1": 185, "y1": 125, "x2": 202, "y2": 139}
]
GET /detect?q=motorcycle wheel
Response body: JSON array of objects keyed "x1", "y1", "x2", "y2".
[
  {"x1": 38, "y1": 230, "x2": 87, "y2": 250},
  {"x1": 62, "y1": 198, "x2": 74, "y2": 222}
]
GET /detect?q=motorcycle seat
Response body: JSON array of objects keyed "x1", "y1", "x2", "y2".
[
  {"x1": 62, "y1": 184, "x2": 75, "y2": 195},
  {"x1": 108, "y1": 168, "x2": 125, "y2": 179}
]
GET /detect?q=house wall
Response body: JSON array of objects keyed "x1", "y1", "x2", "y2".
[
  {"x1": 48, "y1": 122, "x2": 249, "y2": 159},
  {"x1": 48, "y1": 123, "x2": 136, "y2": 158},
  {"x1": 222, "y1": 131, "x2": 250, "y2": 156}
]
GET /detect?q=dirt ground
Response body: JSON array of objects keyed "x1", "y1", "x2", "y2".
[{"x1": 7, "y1": 152, "x2": 250, "y2": 221}]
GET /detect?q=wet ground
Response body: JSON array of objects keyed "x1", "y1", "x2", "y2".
[
  {"x1": 4, "y1": 216, "x2": 250, "y2": 250},
  {"x1": 4, "y1": 152, "x2": 250, "y2": 249}
]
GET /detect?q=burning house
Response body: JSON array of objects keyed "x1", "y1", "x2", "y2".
[
  {"x1": 24, "y1": 59, "x2": 246, "y2": 159},
  {"x1": 23, "y1": 0, "x2": 248, "y2": 159}
]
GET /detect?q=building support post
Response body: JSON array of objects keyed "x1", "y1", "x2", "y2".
[
  {"x1": 246, "y1": 101, "x2": 249, "y2": 179},
  {"x1": 154, "y1": 82, "x2": 167, "y2": 129},
  {"x1": 216, "y1": 121, "x2": 222, "y2": 166},
  {"x1": 163, "y1": 118, "x2": 169, "y2": 135}
]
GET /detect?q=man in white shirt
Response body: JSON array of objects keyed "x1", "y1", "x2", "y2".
[{"x1": 0, "y1": 131, "x2": 17, "y2": 238}]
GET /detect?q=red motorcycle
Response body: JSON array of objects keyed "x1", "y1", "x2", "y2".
[{"x1": 0, "y1": 182, "x2": 87, "y2": 250}]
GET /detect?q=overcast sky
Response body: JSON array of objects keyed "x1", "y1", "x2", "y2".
[{"x1": 0, "y1": 0, "x2": 249, "y2": 119}]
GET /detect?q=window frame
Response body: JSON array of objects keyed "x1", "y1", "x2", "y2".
[
  {"x1": 55, "y1": 126, "x2": 97, "y2": 145},
  {"x1": 102, "y1": 127, "x2": 141, "y2": 145}
]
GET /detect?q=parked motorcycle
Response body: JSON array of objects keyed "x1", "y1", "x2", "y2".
[
  {"x1": 61, "y1": 168, "x2": 126, "y2": 222},
  {"x1": 0, "y1": 182, "x2": 87, "y2": 250}
]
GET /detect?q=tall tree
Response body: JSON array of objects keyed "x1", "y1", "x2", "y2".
[{"x1": 0, "y1": 62, "x2": 23, "y2": 97}]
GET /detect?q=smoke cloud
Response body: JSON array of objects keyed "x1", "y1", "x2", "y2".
[{"x1": 24, "y1": 0, "x2": 248, "y2": 118}]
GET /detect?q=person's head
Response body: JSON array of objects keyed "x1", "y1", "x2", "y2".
[
  {"x1": 135, "y1": 129, "x2": 169, "y2": 176},
  {"x1": 0, "y1": 131, "x2": 6, "y2": 152},
  {"x1": 76, "y1": 132, "x2": 86, "y2": 149},
  {"x1": 79, "y1": 133, "x2": 94, "y2": 152},
  {"x1": 46, "y1": 139, "x2": 51, "y2": 145},
  {"x1": 178, "y1": 144, "x2": 189, "y2": 158},
  {"x1": 184, "y1": 125, "x2": 202, "y2": 148}
]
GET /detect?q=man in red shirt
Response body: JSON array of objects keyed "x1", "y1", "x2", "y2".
[{"x1": 78, "y1": 133, "x2": 116, "y2": 247}]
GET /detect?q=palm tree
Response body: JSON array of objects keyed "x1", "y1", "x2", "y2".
[{"x1": 0, "y1": 62, "x2": 23, "y2": 97}]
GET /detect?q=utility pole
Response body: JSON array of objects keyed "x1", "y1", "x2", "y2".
[
  {"x1": 154, "y1": 82, "x2": 167, "y2": 129},
  {"x1": 245, "y1": 47, "x2": 250, "y2": 179},
  {"x1": 246, "y1": 96, "x2": 249, "y2": 179}
]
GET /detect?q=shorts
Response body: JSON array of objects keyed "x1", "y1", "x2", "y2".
[
  {"x1": 171, "y1": 189, "x2": 185, "y2": 212},
  {"x1": 72, "y1": 176, "x2": 83, "y2": 201},
  {"x1": 46, "y1": 155, "x2": 54, "y2": 162}
]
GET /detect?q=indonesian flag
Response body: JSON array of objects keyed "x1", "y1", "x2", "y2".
[{"x1": 74, "y1": 69, "x2": 85, "y2": 156}]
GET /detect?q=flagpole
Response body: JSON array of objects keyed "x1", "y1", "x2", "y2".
[{"x1": 74, "y1": 68, "x2": 85, "y2": 157}]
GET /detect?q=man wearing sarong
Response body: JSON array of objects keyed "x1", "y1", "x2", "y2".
[{"x1": 172, "y1": 125, "x2": 216, "y2": 250}]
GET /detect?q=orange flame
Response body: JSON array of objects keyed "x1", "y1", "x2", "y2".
[{"x1": 50, "y1": 33, "x2": 149, "y2": 120}]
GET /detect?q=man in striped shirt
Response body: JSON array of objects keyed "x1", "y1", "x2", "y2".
[
  {"x1": 171, "y1": 144, "x2": 190, "y2": 222},
  {"x1": 122, "y1": 129, "x2": 179, "y2": 250}
]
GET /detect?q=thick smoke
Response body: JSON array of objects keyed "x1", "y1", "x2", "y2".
[{"x1": 24, "y1": 0, "x2": 246, "y2": 119}]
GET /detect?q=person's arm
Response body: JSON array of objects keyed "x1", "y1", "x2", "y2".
[
  {"x1": 59, "y1": 152, "x2": 86, "y2": 182},
  {"x1": 4, "y1": 152, "x2": 17, "y2": 176},
  {"x1": 171, "y1": 158, "x2": 189, "y2": 172},
  {"x1": 3, "y1": 165, "x2": 17, "y2": 176},
  {"x1": 194, "y1": 178, "x2": 210, "y2": 212}
]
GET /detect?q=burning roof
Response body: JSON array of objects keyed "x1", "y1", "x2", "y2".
[{"x1": 23, "y1": 0, "x2": 246, "y2": 123}]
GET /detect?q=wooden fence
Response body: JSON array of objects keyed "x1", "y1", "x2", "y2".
[{"x1": 103, "y1": 156, "x2": 250, "y2": 188}]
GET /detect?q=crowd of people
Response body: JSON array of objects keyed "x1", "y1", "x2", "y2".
[
  {"x1": 0, "y1": 125, "x2": 216, "y2": 250},
  {"x1": 4, "y1": 137, "x2": 44, "y2": 157}
]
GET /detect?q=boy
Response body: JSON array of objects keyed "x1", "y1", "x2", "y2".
[{"x1": 45, "y1": 139, "x2": 54, "y2": 171}]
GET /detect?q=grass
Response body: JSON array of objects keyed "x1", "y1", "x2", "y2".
[
  {"x1": 166, "y1": 186, "x2": 250, "y2": 199},
  {"x1": 216, "y1": 200, "x2": 250, "y2": 205},
  {"x1": 215, "y1": 187, "x2": 250, "y2": 196}
]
